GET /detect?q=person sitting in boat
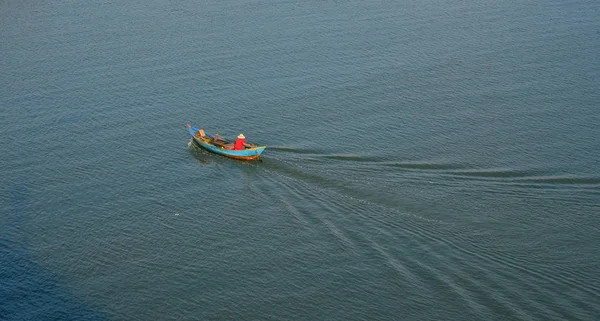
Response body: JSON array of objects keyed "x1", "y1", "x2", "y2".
[
  {"x1": 196, "y1": 129, "x2": 206, "y2": 138},
  {"x1": 234, "y1": 134, "x2": 246, "y2": 150}
]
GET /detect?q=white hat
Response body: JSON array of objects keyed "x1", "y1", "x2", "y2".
[{"x1": 237, "y1": 134, "x2": 245, "y2": 139}]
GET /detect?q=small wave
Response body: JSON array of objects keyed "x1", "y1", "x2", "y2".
[
  {"x1": 451, "y1": 168, "x2": 542, "y2": 178},
  {"x1": 518, "y1": 175, "x2": 600, "y2": 185},
  {"x1": 449, "y1": 169, "x2": 600, "y2": 187},
  {"x1": 385, "y1": 161, "x2": 466, "y2": 170},
  {"x1": 186, "y1": 139, "x2": 221, "y2": 165},
  {"x1": 320, "y1": 154, "x2": 381, "y2": 162},
  {"x1": 267, "y1": 146, "x2": 324, "y2": 154}
]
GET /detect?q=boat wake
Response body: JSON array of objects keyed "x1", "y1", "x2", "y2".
[{"x1": 246, "y1": 160, "x2": 600, "y2": 321}]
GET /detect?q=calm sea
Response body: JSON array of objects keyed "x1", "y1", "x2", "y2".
[{"x1": 1, "y1": 0, "x2": 599, "y2": 320}]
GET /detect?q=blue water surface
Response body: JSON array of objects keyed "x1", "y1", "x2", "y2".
[{"x1": 1, "y1": 0, "x2": 599, "y2": 320}]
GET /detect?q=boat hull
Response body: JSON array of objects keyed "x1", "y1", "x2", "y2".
[{"x1": 187, "y1": 124, "x2": 265, "y2": 160}]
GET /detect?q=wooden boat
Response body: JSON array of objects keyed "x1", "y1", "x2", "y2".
[{"x1": 187, "y1": 124, "x2": 266, "y2": 160}]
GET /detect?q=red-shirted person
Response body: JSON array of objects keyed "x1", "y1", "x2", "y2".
[{"x1": 234, "y1": 134, "x2": 245, "y2": 150}]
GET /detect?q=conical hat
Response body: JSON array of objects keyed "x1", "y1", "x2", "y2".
[{"x1": 237, "y1": 134, "x2": 245, "y2": 139}]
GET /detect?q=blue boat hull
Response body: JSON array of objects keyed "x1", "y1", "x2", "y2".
[{"x1": 187, "y1": 124, "x2": 265, "y2": 160}]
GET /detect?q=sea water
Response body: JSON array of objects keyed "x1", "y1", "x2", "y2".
[{"x1": 1, "y1": 0, "x2": 599, "y2": 320}]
